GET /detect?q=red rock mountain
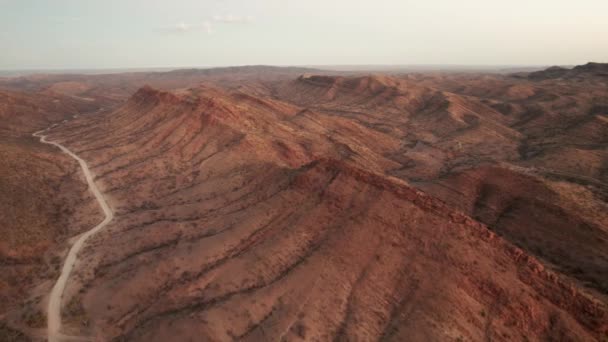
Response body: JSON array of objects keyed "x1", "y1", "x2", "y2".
[{"x1": 1, "y1": 65, "x2": 607, "y2": 341}]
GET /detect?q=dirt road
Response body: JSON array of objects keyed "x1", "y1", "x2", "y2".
[{"x1": 33, "y1": 128, "x2": 114, "y2": 342}]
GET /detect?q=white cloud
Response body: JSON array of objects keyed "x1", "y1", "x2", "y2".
[
  {"x1": 212, "y1": 14, "x2": 254, "y2": 24},
  {"x1": 202, "y1": 21, "x2": 213, "y2": 34},
  {"x1": 174, "y1": 22, "x2": 191, "y2": 32},
  {"x1": 158, "y1": 14, "x2": 252, "y2": 35},
  {"x1": 161, "y1": 21, "x2": 213, "y2": 34}
]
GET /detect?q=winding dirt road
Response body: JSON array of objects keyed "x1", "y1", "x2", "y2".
[{"x1": 33, "y1": 128, "x2": 114, "y2": 342}]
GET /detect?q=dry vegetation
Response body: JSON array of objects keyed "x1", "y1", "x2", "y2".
[{"x1": 0, "y1": 92, "x2": 102, "y2": 339}]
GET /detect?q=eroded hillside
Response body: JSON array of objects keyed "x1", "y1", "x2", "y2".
[{"x1": 38, "y1": 66, "x2": 608, "y2": 341}]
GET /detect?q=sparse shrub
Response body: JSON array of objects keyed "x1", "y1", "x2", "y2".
[
  {"x1": 51, "y1": 255, "x2": 62, "y2": 265},
  {"x1": 66, "y1": 296, "x2": 85, "y2": 318},
  {"x1": 0, "y1": 322, "x2": 29, "y2": 342},
  {"x1": 23, "y1": 309, "x2": 46, "y2": 328},
  {"x1": 292, "y1": 323, "x2": 306, "y2": 338}
]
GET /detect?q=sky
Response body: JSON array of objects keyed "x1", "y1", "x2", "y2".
[{"x1": 0, "y1": 0, "x2": 607, "y2": 69}]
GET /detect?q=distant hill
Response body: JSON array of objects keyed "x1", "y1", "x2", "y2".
[{"x1": 527, "y1": 62, "x2": 608, "y2": 80}]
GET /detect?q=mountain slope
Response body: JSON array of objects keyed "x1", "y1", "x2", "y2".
[
  {"x1": 41, "y1": 84, "x2": 608, "y2": 341},
  {"x1": 0, "y1": 90, "x2": 104, "y2": 339}
]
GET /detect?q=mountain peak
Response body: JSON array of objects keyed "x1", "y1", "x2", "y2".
[{"x1": 131, "y1": 85, "x2": 181, "y2": 105}]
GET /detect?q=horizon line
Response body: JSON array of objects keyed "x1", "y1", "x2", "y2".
[{"x1": 0, "y1": 63, "x2": 571, "y2": 72}]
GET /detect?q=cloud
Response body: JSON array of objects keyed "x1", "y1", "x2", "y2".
[
  {"x1": 158, "y1": 14, "x2": 252, "y2": 35},
  {"x1": 160, "y1": 21, "x2": 213, "y2": 34},
  {"x1": 212, "y1": 14, "x2": 254, "y2": 24},
  {"x1": 202, "y1": 21, "x2": 213, "y2": 34},
  {"x1": 174, "y1": 22, "x2": 191, "y2": 32}
]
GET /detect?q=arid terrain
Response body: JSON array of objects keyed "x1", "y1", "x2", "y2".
[{"x1": 1, "y1": 64, "x2": 607, "y2": 341}]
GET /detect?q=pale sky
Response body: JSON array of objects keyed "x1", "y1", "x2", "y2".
[{"x1": 1, "y1": 0, "x2": 607, "y2": 69}]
